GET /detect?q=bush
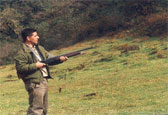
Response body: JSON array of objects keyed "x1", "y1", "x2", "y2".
[
  {"x1": 136, "y1": 12, "x2": 168, "y2": 37},
  {"x1": 0, "y1": 42, "x2": 20, "y2": 65}
]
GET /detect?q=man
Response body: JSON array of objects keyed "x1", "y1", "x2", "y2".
[{"x1": 15, "y1": 28, "x2": 68, "y2": 115}]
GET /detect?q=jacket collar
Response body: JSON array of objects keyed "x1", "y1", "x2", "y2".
[
  {"x1": 22, "y1": 43, "x2": 38, "y2": 53},
  {"x1": 22, "y1": 43, "x2": 46, "y2": 60}
]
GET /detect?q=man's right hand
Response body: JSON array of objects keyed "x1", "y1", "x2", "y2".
[{"x1": 36, "y1": 61, "x2": 46, "y2": 68}]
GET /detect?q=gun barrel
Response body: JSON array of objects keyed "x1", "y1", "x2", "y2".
[
  {"x1": 75, "y1": 47, "x2": 93, "y2": 52},
  {"x1": 43, "y1": 47, "x2": 93, "y2": 65},
  {"x1": 60, "y1": 47, "x2": 93, "y2": 57}
]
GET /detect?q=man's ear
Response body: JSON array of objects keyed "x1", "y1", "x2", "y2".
[{"x1": 26, "y1": 36, "x2": 30, "y2": 41}]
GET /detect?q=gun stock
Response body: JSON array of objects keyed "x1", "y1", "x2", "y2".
[{"x1": 42, "y1": 47, "x2": 93, "y2": 65}]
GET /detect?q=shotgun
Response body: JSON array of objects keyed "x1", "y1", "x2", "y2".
[{"x1": 42, "y1": 47, "x2": 93, "y2": 65}]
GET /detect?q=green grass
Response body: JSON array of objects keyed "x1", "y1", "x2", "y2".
[{"x1": 0, "y1": 36, "x2": 168, "y2": 115}]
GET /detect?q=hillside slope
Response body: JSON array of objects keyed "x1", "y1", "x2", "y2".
[{"x1": 0, "y1": 34, "x2": 168, "y2": 114}]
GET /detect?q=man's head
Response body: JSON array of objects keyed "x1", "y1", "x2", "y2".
[{"x1": 21, "y1": 28, "x2": 39, "y2": 45}]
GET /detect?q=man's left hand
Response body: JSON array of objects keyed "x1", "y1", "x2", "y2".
[{"x1": 59, "y1": 56, "x2": 68, "y2": 62}]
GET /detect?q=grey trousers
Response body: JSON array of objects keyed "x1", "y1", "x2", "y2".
[{"x1": 25, "y1": 78, "x2": 48, "y2": 115}]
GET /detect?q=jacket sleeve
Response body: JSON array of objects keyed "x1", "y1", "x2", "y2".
[
  {"x1": 15, "y1": 52, "x2": 37, "y2": 74},
  {"x1": 39, "y1": 46, "x2": 63, "y2": 65}
]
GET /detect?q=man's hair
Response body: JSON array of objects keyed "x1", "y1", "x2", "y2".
[{"x1": 21, "y1": 28, "x2": 37, "y2": 42}]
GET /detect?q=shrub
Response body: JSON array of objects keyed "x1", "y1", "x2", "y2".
[
  {"x1": 135, "y1": 12, "x2": 168, "y2": 37},
  {"x1": 0, "y1": 42, "x2": 20, "y2": 65},
  {"x1": 117, "y1": 43, "x2": 140, "y2": 54}
]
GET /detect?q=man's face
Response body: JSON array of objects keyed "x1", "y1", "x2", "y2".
[{"x1": 27, "y1": 32, "x2": 39, "y2": 45}]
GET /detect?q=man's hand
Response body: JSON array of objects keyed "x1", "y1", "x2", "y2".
[
  {"x1": 36, "y1": 61, "x2": 46, "y2": 68},
  {"x1": 59, "y1": 56, "x2": 68, "y2": 62}
]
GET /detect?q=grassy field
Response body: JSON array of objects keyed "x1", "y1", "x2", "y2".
[{"x1": 0, "y1": 35, "x2": 168, "y2": 115}]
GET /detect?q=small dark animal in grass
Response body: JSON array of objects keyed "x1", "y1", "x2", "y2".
[
  {"x1": 84, "y1": 93, "x2": 96, "y2": 97},
  {"x1": 59, "y1": 88, "x2": 62, "y2": 93},
  {"x1": 7, "y1": 75, "x2": 12, "y2": 78}
]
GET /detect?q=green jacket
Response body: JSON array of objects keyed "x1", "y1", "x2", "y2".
[{"x1": 15, "y1": 44, "x2": 60, "y2": 83}]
